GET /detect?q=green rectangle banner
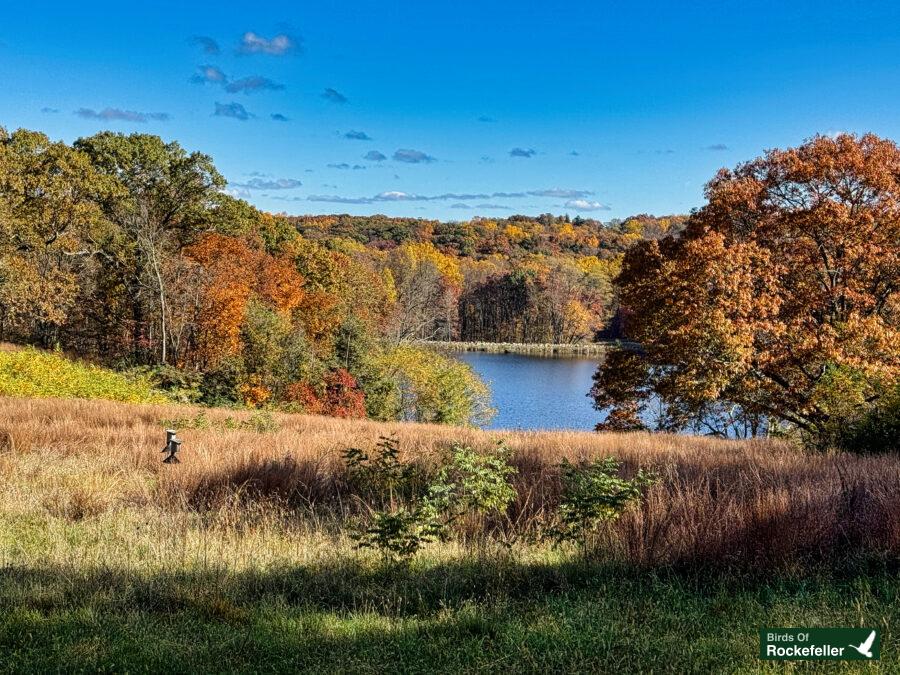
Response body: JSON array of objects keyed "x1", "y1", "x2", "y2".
[{"x1": 760, "y1": 628, "x2": 880, "y2": 660}]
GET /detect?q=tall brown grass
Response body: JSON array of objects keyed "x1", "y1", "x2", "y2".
[{"x1": 1, "y1": 396, "x2": 898, "y2": 572}]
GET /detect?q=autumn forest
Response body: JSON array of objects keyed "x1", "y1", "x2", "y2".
[
  {"x1": 0, "y1": 125, "x2": 687, "y2": 426},
  {"x1": 2, "y1": 127, "x2": 899, "y2": 452}
]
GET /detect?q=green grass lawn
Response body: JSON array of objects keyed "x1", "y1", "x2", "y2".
[{"x1": 1, "y1": 558, "x2": 896, "y2": 673}]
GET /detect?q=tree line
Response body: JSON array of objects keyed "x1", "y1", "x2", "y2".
[
  {"x1": 0, "y1": 127, "x2": 492, "y2": 423},
  {"x1": 2, "y1": 126, "x2": 896, "y2": 447},
  {"x1": 290, "y1": 212, "x2": 686, "y2": 343},
  {"x1": 1, "y1": 126, "x2": 675, "y2": 423}
]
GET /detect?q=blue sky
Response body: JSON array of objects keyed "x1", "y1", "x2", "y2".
[{"x1": 3, "y1": 1, "x2": 900, "y2": 220}]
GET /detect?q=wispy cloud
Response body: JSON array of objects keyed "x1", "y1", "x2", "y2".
[
  {"x1": 231, "y1": 177, "x2": 302, "y2": 190},
  {"x1": 705, "y1": 143, "x2": 728, "y2": 151},
  {"x1": 327, "y1": 163, "x2": 366, "y2": 170},
  {"x1": 305, "y1": 187, "x2": 593, "y2": 204},
  {"x1": 213, "y1": 102, "x2": 251, "y2": 121},
  {"x1": 475, "y1": 203, "x2": 511, "y2": 210},
  {"x1": 225, "y1": 76, "x2": 284, "y2": 93},
  {"x1": 565, "y1": 199, "x2": 610, "y2": 211},
  {"x1": 306, "y1": 194, "x2": 372, "y2": 204},
  {"x1": 363, "y1": 150, "x2": 386, "y2": 161},
  {"x1": 322, "y1": 88, "x2": 348, "y2": 104},
  {"x1": 529, "y1": 189, "x2": 592, "y2": 198},
  {"x1": 224, "y1": 186, "x2": 251, "y2": 199},
  {"x1": 375, "y1": 191, "x2": 416, "y2": 201},
  {"x1": 190, "y1": 36, "x2": 220, "y2": 55},
  {"x1": 238, "y1": 32, "x2": 299, "y2": 56},
  {"x1": 393, "y1": 149, "x2": 436, "y2": 163},
  {"x1": 191, "y1": 67, "x2": 284, "y2": 94},
  {"x1": 450, "y1": 203, "x2": 471, "y2": 209},
  {"x1": 344, "y1": 130, "x2": 372, "y2": 141},
  {"x1": 76, "y1": 108, "x2": 169, "y2": 123},
  {"x1": 270, "y1": 113, "x2": 289, "y2": 122},
  {"x1": 41, "y1": 107, "x2": 60, "y2": 114},
  {"x1": 510, "y1": 147, "x2": 536, "y2": 158},
  {"x1": 191, "y1": 65, "x2": 227, "y2": 84}
]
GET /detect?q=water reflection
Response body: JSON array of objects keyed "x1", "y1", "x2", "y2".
[{"x1": 454, "y1": 351, "x2": 601, "y2": 431}]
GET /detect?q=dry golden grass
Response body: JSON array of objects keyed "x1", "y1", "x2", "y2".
[
  {"x1": 2, "y1": 395, "x2": 899, "y2": 672},
  {"x1": 1, "y1": 395, "x2": 898, "y2": 572}
]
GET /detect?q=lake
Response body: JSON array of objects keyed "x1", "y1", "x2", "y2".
[{"x1": 454, "y1": 351, "x2": 602, "y2": 431}]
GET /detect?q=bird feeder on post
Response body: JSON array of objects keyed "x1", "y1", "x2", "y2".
[{"x1": 162, "y1": 429, "x2": 182, "y2": 464}]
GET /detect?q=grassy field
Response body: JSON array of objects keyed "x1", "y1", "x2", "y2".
[{"x1": 0, "y1": 396, "x2": 897, "y2": 672}]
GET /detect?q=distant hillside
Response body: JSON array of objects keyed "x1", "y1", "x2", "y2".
[
  {"x1": 287, "y1": 212, "x2": 688, "y2": 259},
  {"x1": 287, "y1": 212, "x2": 688, "y2": 342}
]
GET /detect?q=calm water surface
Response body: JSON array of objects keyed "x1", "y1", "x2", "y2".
[{"x1": 454, "y1": 351, "x2": 602, "y2": 430}]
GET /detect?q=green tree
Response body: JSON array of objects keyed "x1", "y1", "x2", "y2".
[
  {"x1": 0, "y1": 129, "x2": 111, "y2": 344},
  {"x1": 74, "y1": 132, "x2": 225, "y2": 364},
  {"x1": 372, "y1": 345, "x2": 494, "y2": 426}
]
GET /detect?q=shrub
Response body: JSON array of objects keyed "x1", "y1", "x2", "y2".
[
  {"x1": 831, "y1": 384, "x2": 900, "y2": 454},
  {"x1": 370, "y1": 345, "x2": 494, "y2": 426},
  {"x1": 352, "y1": 507, "x2": 438, "y2": 560},
  {"x1": 199, "y1": 357, "x2": 245, "y2": 406},
  {"x1": 241, "y1": 411, "x2": 280, "y2": 433},
  {"x1": 345, "y1": 436, "x2": 434, "y2": 560},
  {"x1": 144, "y1": 365, "x2": 204, "y2": 404},
  {"x1": 159, "y1": 411, "x2": 212, "y2": 431},
  {"x1": 425, "y1": 444, "x2": 517, "y2": 526},
  {"x1": 548, "y1": 457, "x2": 656, "y2": 552},
  {"x1": 344, "y1": 436, "x2": 420, "y2": 507},
  {"x1": 348, "y1": 440, "x2": 518, "y2": 559}
]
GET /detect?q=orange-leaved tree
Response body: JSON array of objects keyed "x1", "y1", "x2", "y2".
[
  {"x1": 592, "y1": 133, "x2": 900, "y2": 443},
  {"x1": 183, "y1": 233, "x2": 305, "y2": 369}
]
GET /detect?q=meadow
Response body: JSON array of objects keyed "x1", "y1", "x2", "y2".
[{"x1": 0, "y1": 395, "x2": 897, "y2": 672}]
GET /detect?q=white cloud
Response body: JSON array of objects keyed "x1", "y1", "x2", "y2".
[
  {"x1": 565, "y1": 199, "x2": 610, "y2": 211},
  {"x1": 238, "y1": 32, "x2": 298, "y2": 55}
]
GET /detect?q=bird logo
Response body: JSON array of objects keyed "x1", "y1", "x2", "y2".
[{"x1": 849, "y1": 630, "x2": 876, "y2": 658}]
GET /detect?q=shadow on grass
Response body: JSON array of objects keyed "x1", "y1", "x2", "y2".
[
  {"x1": 1, "y1": 559, "x2": 897, "y2": 672},
  {"x1": 1, "y1": 555, "x2": 897, "y2": 618}
]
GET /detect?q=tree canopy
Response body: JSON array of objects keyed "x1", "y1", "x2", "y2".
[{"x1": 592, "y1": 133, "x2": 900, "y2": 443}]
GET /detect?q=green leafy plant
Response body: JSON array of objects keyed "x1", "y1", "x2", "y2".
[
  {"x1": 349, "y1": 441, "x2": 519, "y2": 559},
  {"x1": 548, "y1": 457, "x2": 657, "y2": 552},
  {"x1": 352, "y1": 507, "x2": 438, "y2": 560},
  {"x1": 344, "y1": 435, "x2": 419, "y2": 507},
  {"x1": 221, "y1": 411, "x2": 280, "y2": 433},
  {"x1": 144, "y1": 365, "x2": 204, "y2": 404},
  {"x1": 159, "y1": 412, "x2": 211, "y2": 431},
  {"x1": 243, "y1": 411, "x2": 280, "y2": 433},
  {"x1": 424, "y1": 443, "x2": 517, "y2": 530},
  {"x1": 830, "y1": 383, "x2": 900, "y2": 454}
]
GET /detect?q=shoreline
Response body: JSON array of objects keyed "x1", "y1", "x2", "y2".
[{"x1": 420, "y1": 340, "x2": 619, "y2": 357}]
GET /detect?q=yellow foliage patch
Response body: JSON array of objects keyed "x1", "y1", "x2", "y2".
[{"x1": 0, "y1": 347, "x2": 168, "y2": 403}]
